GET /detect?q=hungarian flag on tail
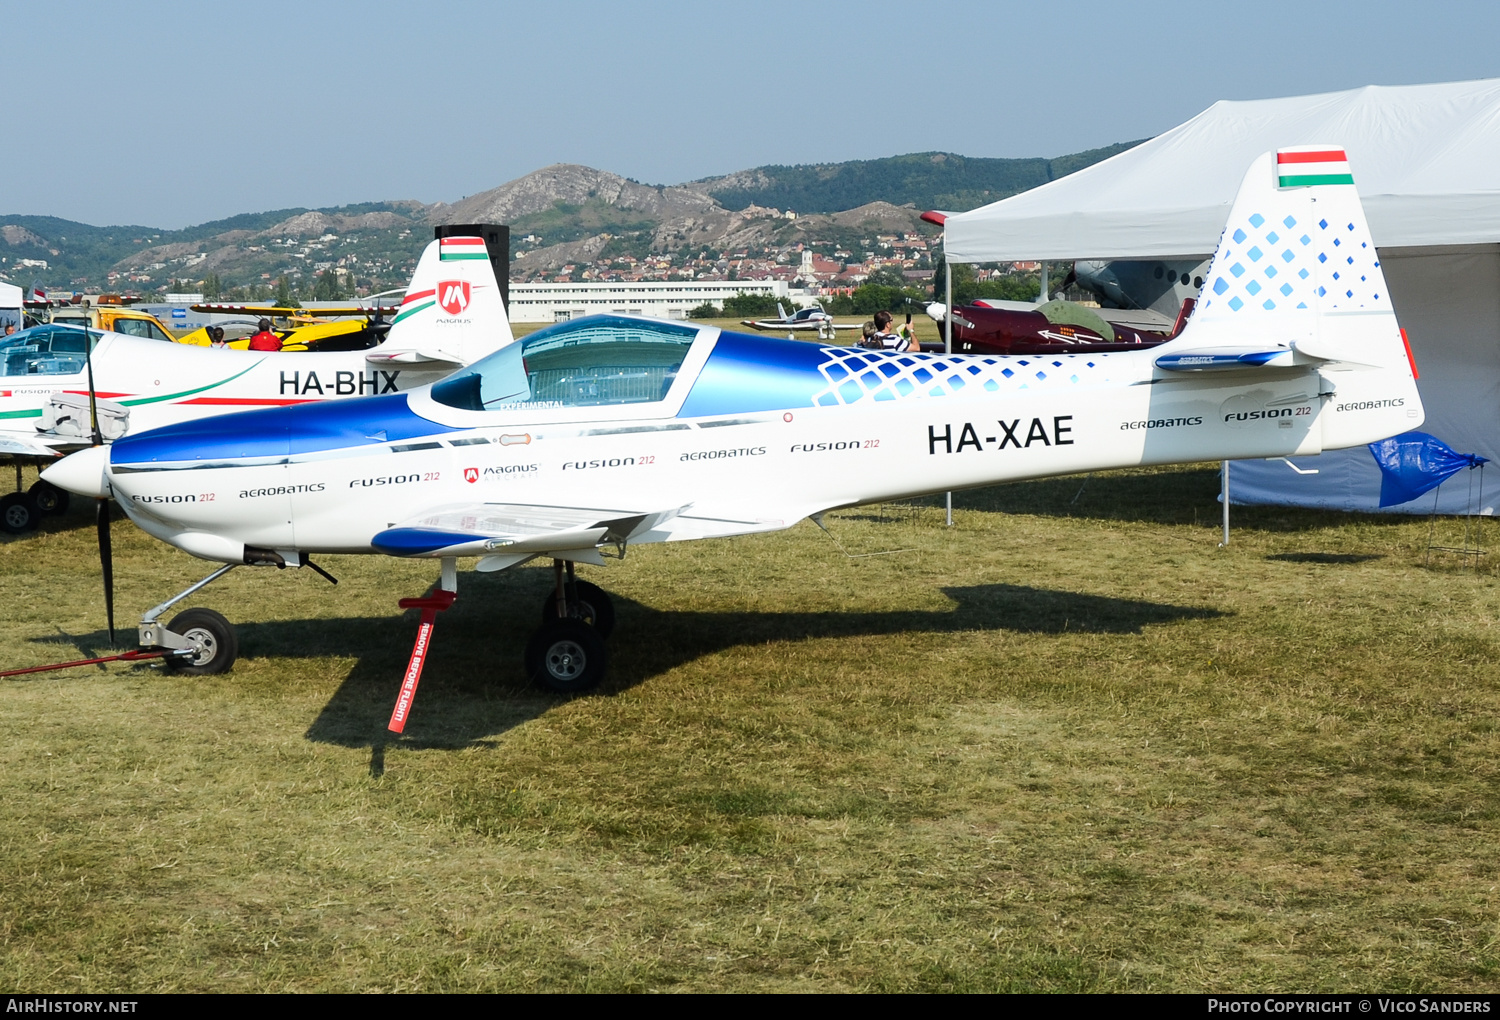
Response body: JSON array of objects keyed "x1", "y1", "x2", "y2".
[
  {"x1": 439, "y1": 236, "x2": 488, "y2": 261},
  {"x1": 1276, "y1": 147, "x2": 1354, "y2": 188}
]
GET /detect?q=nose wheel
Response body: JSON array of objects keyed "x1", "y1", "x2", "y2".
[{"x1": 160, "y1": 608, "x2": 239, "y2": 675}]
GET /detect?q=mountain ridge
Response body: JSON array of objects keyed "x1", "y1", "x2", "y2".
[{"x1": 0, "y1": 142, "x2": 1144, "y2": 294}]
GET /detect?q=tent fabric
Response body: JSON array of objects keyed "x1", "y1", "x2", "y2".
[
  {"x1": 944, "y1": 79, "x2": 1500, "y2": 263},
  {"x1": 1228, "y1": 247, "x2": 1500, "y2": 513},
  {"x1": 1368, "y1": 432, "x2": 1486, "y2": 507}
]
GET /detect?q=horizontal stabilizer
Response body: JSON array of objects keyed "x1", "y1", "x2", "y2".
[
  {"x1": 1156, "y1": 347, "x2": 1295, "y2": 372},
  {"x1": 365, "y1": 349, "x2": 462, "y2": 366}
]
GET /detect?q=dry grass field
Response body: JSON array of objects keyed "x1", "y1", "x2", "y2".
[{"x1": 1, "y1": 459, "x2": 1498, "y2": 992}]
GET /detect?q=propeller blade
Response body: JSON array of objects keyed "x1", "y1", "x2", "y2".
[{"x1": 96, "y1": 498, "x2": 114, "y2": 646}]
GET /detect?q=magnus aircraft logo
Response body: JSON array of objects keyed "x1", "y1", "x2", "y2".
[
  {"x1": 437, "y1": 280, "x2": 471, "y2": 315},
  {"x1": 463, "y1": 467, "x2": 479, "y2": 483}
]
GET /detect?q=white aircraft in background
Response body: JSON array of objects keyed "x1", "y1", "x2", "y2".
[
  {"x1": 0, "y1": 233, "x2": 512, "y2": 532},
  {"x1": 44, "y1": 148, "x2": 1423, "y2": 733},
  {"x1": 740, "y1": 302, "x2": 861, "y2": 338}
]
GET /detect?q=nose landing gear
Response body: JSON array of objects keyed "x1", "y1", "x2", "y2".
[
  {"x1": 134, "y1": 554, "x2": 337, "y2": 676},
  {"x1": 159, "y1": 608, "x2": 238, "y2": 675}
]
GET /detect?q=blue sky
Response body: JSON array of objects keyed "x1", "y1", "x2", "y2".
[{"x1": 5, "y1": 0, "x2": 1498, "y2": 227}]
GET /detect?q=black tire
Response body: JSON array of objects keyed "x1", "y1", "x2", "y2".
[
  {"x1": 538, "y1": 579, "x2": 616, "y2": 639},
  {"x1": 161, "y1": 608, "x2": 238, "y2": 675},
  {"x1": 28, "y1": 480, "x2": 69, "y2": 517},
  {"x1": 525, "y1": 619, "x2": 608, "y2": 694},
  {"x1": 0, "y1": 492, "x2": 41, "y2": 534}
]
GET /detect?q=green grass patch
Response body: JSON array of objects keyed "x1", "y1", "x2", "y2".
[{"x1": 1, "y1": 462, "x2": 1498, "y2": 991}]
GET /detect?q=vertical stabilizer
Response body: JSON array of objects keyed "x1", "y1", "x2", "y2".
[
  {"x1": 1186, "y1": 147, "x2": 1404, "y2": 366},
  {"x1": 371, "y1": 235, "x2": 514, "y2": 366},
  {"x1": 1165, "y1": 147, "x2": 1421, "y2": 447}
]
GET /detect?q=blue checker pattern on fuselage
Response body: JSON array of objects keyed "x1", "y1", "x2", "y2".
[{"x1": 676, "y1": 331, "x2": 1118, "y2": 417}]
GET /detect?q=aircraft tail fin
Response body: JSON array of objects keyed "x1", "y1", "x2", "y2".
[
  {"x1": 1180, "y1": 147, "x2": 1401, "y2": 362},
  {"x1": 778, "y1": 302, "x2": 789, "y2": 321},
  {"x1": 1163, "y1": 147, "x2": 1422, "y2": 445},
  {"x1": 370, "y1": 235, "x2": 513, "y2": 367}
]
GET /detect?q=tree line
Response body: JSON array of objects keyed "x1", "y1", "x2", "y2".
[{"x1": 688, "y1": 265, "x2": 1041, "y2": 320}]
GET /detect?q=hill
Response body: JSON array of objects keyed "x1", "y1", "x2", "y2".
[
  {"x1": 0, "y1": 142, "x2": 1144, "y2": 296},
  {"x1": 685, "y1": 143, "x2": 1144, "y2": 215}
]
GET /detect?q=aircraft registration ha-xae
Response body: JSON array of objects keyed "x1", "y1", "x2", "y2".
[{"x1": 41, "y1": 148, "x2": 1424, "y2": 732}]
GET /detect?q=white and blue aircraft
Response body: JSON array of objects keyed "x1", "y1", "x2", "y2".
[{"x1": 43, "y1": 148, "x2": 1423, "y2": 723}]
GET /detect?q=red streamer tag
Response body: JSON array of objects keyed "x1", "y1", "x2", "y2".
[
  {"x1": 387, "y1": 589, "x2": 456, "y2": 734},
  {"x1": 388, "y1": 612, "x2": 435, "y2": 733}
]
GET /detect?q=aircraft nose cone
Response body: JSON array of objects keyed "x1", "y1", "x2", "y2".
[{"x1": 41, "y1": 445, "x2": 111, "y2": 499}]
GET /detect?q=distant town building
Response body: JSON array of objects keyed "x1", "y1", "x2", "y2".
[{"x1": 507, "y1": 279, "x2": 798, "y2": 323}]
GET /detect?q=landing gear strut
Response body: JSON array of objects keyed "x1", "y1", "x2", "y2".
[
  {"x1": 135, "y1": 553, "x2": 337, "y2": 675},
  {"x1": 138, "y1": 563, "x2": 242, "y2": 674},
  {"x1": 539, "y1": 559, "x2": 616, "y2": 638}
]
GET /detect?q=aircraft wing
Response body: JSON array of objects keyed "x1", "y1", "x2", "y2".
[
  {"x1": 371, "y1": 501, "x2": 691, "y2": 565},
  {"x1": 191, "y1": 303, "x2": 397, "y2": 317},
  {"x1": 740, "y1": 319, "x2": 862, "y2": 331},
  {"x1": 0, "y1": 433, "x2": 69, "y2": 459}
]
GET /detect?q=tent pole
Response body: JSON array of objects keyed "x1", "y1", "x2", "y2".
[
  {"x1": 1220, "y1": 460, "x2": 1230, "y2": 547},
  {"x1": 1039, "y1": 261, "x2": 1049, "y2": 302},
  {"x1": 944, "y1": 254, "x2": 953, "y2": 527}
]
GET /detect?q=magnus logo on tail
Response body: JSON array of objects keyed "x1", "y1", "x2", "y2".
[{"x1": 437, "y1": 280, "x2": 471, "y2": 316}]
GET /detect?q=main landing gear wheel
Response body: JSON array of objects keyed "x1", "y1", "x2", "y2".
[
  {"x1": 525, "y1": 619, "x2": 608, "y2": 695},
  {"x1": 538, "y1": 579, "x2": 616, "y2": 638},
  {"x1": 0, "y1": 492, "x2": 41, "y2": 534},
  {"x1": 28, "y1": 480, "x2": 69, "y2": 517},
  {"x1": 161, "y1": 608, "x2": 239, "y2": 675}
]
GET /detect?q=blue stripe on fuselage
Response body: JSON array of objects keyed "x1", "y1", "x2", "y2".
[
  {"x1": 109, "y1": 393, "x2": 458, "y2": 465},
  {"x1": 677, "y1": 331, "x2": 835, "y2": 417}
]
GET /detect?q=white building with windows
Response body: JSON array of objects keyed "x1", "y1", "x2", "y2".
[{"x1": 506, "y1": 279, "x2": 798, "y2": 323}]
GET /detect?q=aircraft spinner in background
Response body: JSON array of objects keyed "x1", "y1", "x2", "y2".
[
  {"x1": 44, "y1": 148, "x2": 1424, "y2": 734},
  {"x1": 0, "y1": 231, "x2": 512, "y2": 533}
]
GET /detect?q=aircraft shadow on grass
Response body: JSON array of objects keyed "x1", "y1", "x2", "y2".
[
  {"x1": 26, "y1": 572, "x2": 1225, "y2": 761},
  {"x1": 1266, "y1": 551, "x2": 1385, "y2": 565},
  {"x1": 956, "y1": 466, "x2": 1398, "y2": 535}
]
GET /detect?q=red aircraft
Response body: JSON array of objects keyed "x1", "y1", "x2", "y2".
[{"x1": 921, "y1": 297, "x2": 1194, "y2": 356}]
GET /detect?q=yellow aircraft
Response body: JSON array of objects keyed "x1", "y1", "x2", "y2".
[{"x1": 177, "y1": 303, "x2": 399, "y2": 352}]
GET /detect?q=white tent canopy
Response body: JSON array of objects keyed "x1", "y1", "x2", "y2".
[
  {"x1": 946, "y1": 78, "x2": 1500, "y2": 262},
  {"x1": 0, "y1": 282, "x2": 21, "y2": 334},
  {"x1": 944, "y1": 78, "x2": 1500, "y2": 516}
]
